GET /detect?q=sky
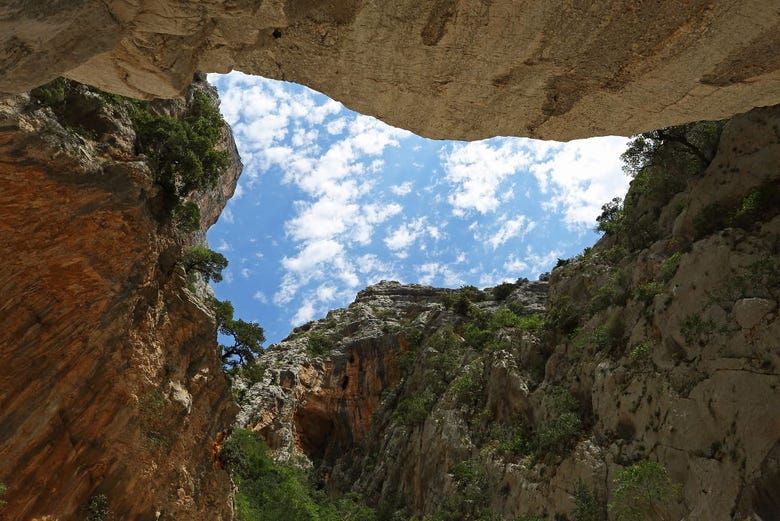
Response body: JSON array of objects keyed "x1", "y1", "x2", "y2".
[{"x1": 206, "y1": 71, "x2": 631, "y2": 344}]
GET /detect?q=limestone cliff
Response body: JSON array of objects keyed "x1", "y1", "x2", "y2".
[
  {"x1": 2, "y1": 1, "x2": 780, "y2": 140},
  {"x1": 237, "y1": 105, "x2": 779, "y2": 520},
  {"x1": 0, "y1": 78, "x2": 239, "y2": 520}
]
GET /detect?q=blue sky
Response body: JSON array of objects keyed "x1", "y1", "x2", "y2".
[{"x1": 206, "y1": 72, "x2": 630, "y2": 344}]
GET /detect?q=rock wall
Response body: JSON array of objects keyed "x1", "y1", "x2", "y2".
[
  {"x1": 0, "y1": 79, "x2": 239, "y2": 520},
  {"x1": 2, "y1": 1, "x2": 780, "y2": 140},
  {"x1": 238, "y1": 106, "x2": 779, "y2": 520}
]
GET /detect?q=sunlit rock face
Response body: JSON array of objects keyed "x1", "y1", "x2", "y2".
[
  {"x1": 2, "y1": 1, "x2": 780, "y2": 140},
  {"x1": 237, "y1": 106, "x2": 779, "y2": 520},
  {"x1": 0, "y1": 80, "x2": 240, "y2": 520}
]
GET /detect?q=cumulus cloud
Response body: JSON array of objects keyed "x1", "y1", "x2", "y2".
[
  {"x1": 390, "y1": 182, "x2": 413, "y2": 196},
  {"x1": 441, "y1": 140, "x2": 531, "y2": 216},
  {"x1": 486, "y1": 215, "x2": 535, "y2": 250}
]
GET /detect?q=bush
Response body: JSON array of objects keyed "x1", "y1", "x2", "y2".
[
  {"x1": 30, "y1": 77, "x2": 68, "y2": 107},
  {"x1": 451, "y1": 367, "x2": 483, "y2": 407},
  {"x1": 132, "y1": 90, "x2": 229, "y2": 211},
  {"x1": 492, "y1": 282, "x2": 517, "y2": 301},
  {"x1": 609, "y1": 460, "x2": 677, "y2": 521},
  {"x1": 223, "y1": 429, "x2": 377, "y2": 521},
  {"x1": 182, "y1": 246, "x2": 228, "y2": 283},
  {"x1": 395, "y1": 392, "x2": 436, "y2": 426},
  {"x1": 629, "y1": 341, "x2": 652, "y2": 364},
  {"x1": 589, "y1": 271, "x2": 630, "y2": 313},
  {"x1": 172, "y1": 201, "x2": 201, "y2": 232},
  {"x1": 680, "y1": 314, "x2": 715, "y2": 346},
  {"x1": 635, "y1": 281, "x2": 664, "y2": 306},
  {"x1": 0, "y1": 482, "x2": 6, "y2": 508},
  {"x1": 573, "y1": 479, "x2": 605, "y2": 521},
  {"x1": 546, "y1": 296, "x2": 580, "y2": 335},
  {"x1": 660, "y1": 252, "x2": 683, "y2": 282},
  {"x1": 307, "y1": 332, "x2": 334, "y2": 356}
]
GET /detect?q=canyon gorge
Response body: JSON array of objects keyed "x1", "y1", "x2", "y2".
[{"x1": 0, "y1": 1, "x2": 779, "y2": 520}]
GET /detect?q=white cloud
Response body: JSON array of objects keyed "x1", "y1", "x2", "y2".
[
  {"x1": 503, "y1": 255, "x2": 529, "y2": 274},
  {"x1": 291, "y1": 300, "x2": 316, "y2": 326},
  {"x1": 241, "y1": 268, "x2": 251, "y2": 279},
  {"x1": 487, "y1": 215, "x2": 535, "y2": 250},
  {"x1": 390, "y1": 182, "x2": 413, "y2": 196},
  {"x1": 441, "y1": 140, "x2": 531, "y2": 216},
  {"x1": 253, "y1": 290, "x2": 269, "y2": 304},
  {"x1": 216, "y1": 238, "x2": 231, "y2": 252},
  {"x1": 527, "y1": 136, "x2": 630, "y2": 228}
]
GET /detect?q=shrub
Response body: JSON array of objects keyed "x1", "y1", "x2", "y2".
[
  {"x1": 573, "y1": 479, "x2": 605, "y2": 521},
  {"x1": 517, "y1": 313, "x2": 545, "y2": 333},
  {"x1": 29, "y1": 77, "x2": 68, "y2": 107},
  {"x1": 451, "y1": 367, "x2": 483, "y2": 407},
  {"x1": 86, "y1": 494, "x2": 113, "y2": 521},
  {"x1": 660, "y1": 252, "x2": 683, "y2": 282},
  {"x1": 680, "y1": 314, "x2": 715, "y2": 346},
  {"x1": 590, "y1": 271, "x2": 630, "y2": 313},
  {"x1": 0, "y1": 482, "x2": 5, "y2": 508},
  {"x1": 629, "y1": 341, "x2": 652, "y2": 364},
  {"x1": 395, "y1": 392, "x2": 436, "y2": 426},
  {"x1": 729, "y1": 181, "x2": 780, "y2": 229},
  {"x1": 182, "y1": 246, "x2": 228, "y2": 283},
  {"x1": 492, "y1": 282, "x2": 517, "y2": 301},
  {"x1": 223, "y1": 429, "x2": 377, "y2": 521},
  {"x1": 635, "y1": 282, "x2": 664, "y2": 306},
  {"x1": 464, "y1": 322, "x2": 492, "y2": 350},
  {"x1": 172, "y1": 201, "x2": 201, "y2": 232},
  {"x1": 307, "y1": 332, "x2": 334, "y2": 356},
  {"x1": 546, "y1": 296, "x2": 580, "y2": 335},
  {"x1": 132, "y1": 90, "x2": 229, "y2": 210},
  {"x1": 609, "y1": 460, "x2": 677, "y2": 521},
  {"x1": 452, "y1": 292, "x2": 472, "y2": 316}
]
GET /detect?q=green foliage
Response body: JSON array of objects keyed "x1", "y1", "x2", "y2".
[
  {"x1": 489, "y1": 307, "x2": 524, "y2": 329},
  {"x1": 629, "y1": 341, "x2": 652, "y2": 364},
  {"x1": 30, "y1": 78, "x2": 68, "y2": 107},
  {"x1": 492, "y1": 415, "x2": 533, "y2": 457},
  {"x1": 660, "y1": 253, "x2": 683, "y2": 282},
  {"x1": 535, "y1": 412, "x2": 582, "y2": 457},
  {"x1": 213, "y1": 298, "x2": 265, "y2": 368},
  {"x1": 573, "y1": 479, "x2": 605, "y2": 521},
  {"x1": 132, "y1": 90, "x2": 229, "y2": 213},
  {"x1": 451, "y1": 366, "x2": 483, "y2": 407},
  {"x1": 0, "y1": 482, "x2": 5, "y2": 509},
  {"x1": 680, "y1": 314, "x2": 716, "y2": 346},
  {"x1": 492, "y1": 282, "x2": 517, "y2": 301},
  {"x1": 307, "y1": 333, "x2": 335, "y2": 356},
  {"x1": 138, "y1": 389, "x2": 171, "y2": 447},
  {"x1": 729, "y1": 181, "x2": 780, "y2": 229},
  {"x1": 596, "y1": 197, "x2": 625, "y2": 235},
  {"x1": 182, "y1": 246, "x2": 228, "y2": 283},
  {"x1": 517, "y1": 313, "x2": 545, "y2": 333},
  {"x1": 234, "y1": 360, "x2": 268, "y2": 387},
  {"x1": 589, "y1": 271, "x2": 630, "y2": 313},
  {"x1": 609, "y1": 460, "x2": 677, "y2": 521},
  {"x1": 546, "y1": 296, "x2": 580, "y2": 335},
  {"x1": 172, "y1": 201, "x2": 201, "y2": 232},
  {"x1": 394, "y1": 391, "x2": 436, "y2": 426},
  {"x1": 635, "y1": 281, "x2": 665, "y2": 306},
  {"x1": 224, "y1": 429, "x2": 377, "y2": 521},
  {"x1": 86, "y1": 494, "x2": 113, "y2": 521},
  {"x1": 464, "y1": 322, "x2": 492, "y2": 351}
]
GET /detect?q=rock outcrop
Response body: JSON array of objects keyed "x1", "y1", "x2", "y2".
[
  {"x1": 0, "y1": 79, "x2": 239, "y2": 520},
  {"x1": 237, "y1": 105, "x2": 779, "y2": 520},
  {"x1": 2, "y1": 1, "x2": 780, "y2": 140}
]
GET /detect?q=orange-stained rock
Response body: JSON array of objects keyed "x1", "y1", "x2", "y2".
[{"x1": 0, "y1": 80, "x2": 240, "y2": 520}]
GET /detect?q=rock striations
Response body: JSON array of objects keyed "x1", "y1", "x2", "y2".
[
  {"x1": 0, "y1": 79, "x2": 240, "y2": 520},
  {"x1": 2, "y1": 1, "x2": 780, "y2": 140},
  {"x1": 237, "y1": 106, "x2": 779, "y2": 520}
]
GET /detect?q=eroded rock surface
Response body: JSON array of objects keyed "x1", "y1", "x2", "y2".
[
  {"x1": 0, "y1": 79, "x2": 240, "y2": 520},
  {"x1": 2, "y1": 1, "x2": 780, "y2": 139},
  {"x1": 238, "y1": 106, "x2": 779, "y2": 520}
]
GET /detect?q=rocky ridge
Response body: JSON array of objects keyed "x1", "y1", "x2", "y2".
[
  {"x1": 237, "y1": 106, "x2": 779, "y2": 520},
  {"x1": 0, "y1": 79, "x2": 240, "y2": 520},
  {"x1": 3, "y1": 1, "x2": 780, "y2": 140}
]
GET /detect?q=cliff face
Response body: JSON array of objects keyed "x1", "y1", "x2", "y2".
[
  {"x1": 238, "y1": 105, "x2": 779, "y2": 520},
  {"x1": 2, "y1": 1, "x2": 780, "y2": 140},
  {"x1": 0, "y1": 80, "x2": 239, "y2": 520}
]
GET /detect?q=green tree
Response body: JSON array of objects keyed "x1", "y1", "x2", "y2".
[
  {"x1": 182, "y1": 246, "x2": 228, "y2": 283},
  {"x1": 213, "y1": 299, "x2": 265, "y2": 368},
  {"x1": 596, "y1": 197, "x2": 624, "y2": 235},
  {"x1": 609, "y1": 460, "x2": 677, "y2": 521}
]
